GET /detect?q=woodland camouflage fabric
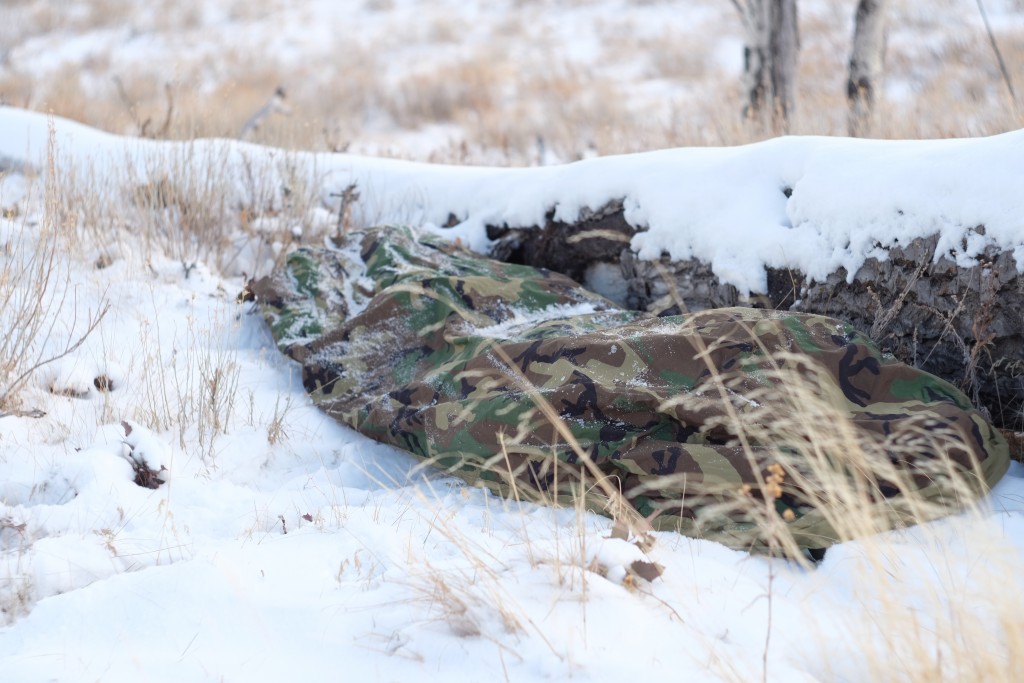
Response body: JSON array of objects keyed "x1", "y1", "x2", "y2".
[{"x1": 247, "y1": 226, "x2": 1010, "y2": 552}]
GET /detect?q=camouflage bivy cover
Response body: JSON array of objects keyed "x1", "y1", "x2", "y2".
[{"x1": 247, "y1": 225, "x2": 1009, "y2": 552}]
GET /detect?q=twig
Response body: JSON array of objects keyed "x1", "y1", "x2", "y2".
[
  {"x1": 156, "y1": 82, "x2": 175, "y2": 138},
  {"x1": 240, "y1": 87, "x2": 291, "y2": 140},
  {"x1": 762, "y1": 553, "x2": 774, "y2": 683},
  {"x1": 0, "y1": 302, "x2": 111, "y2": 407},
  {"x1": 112, "y1": 77, "x2": 175, "y2": 138},
  {"x1": 0, "y1": 408, "x2": 46, "y2": 419},
  {"x1": 112, "y1": 75, "x2": 149, "y2": 135},
  {"x1": 869, "y1": 258, "x2": 927, "y2": 340},
  {"x1": 331, "y1": 183, "x2": 361, "y2": 238},
  {"x1": 976, "y1": 0, "x2": 1019, "y2": 106}
]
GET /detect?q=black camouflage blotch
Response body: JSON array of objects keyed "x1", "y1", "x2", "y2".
[
  {"x1": 837, "y1": 344, "x2": 881, "y2": 407},
  {"x1": 651, "y1": 447, "x2": 683, "y2": 476}
]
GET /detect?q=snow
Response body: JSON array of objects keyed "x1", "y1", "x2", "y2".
[
  {"x1": 1, "y1": 0, "x2": 1024, "y2": 676},
  {"x1": 3, "y1": 106, "x2": 1021, "y2": 295},
  {"x1": 470, "y1": 303, "x2": 600, "y2": 339},
  {"x1": 0, "y1": 103, "x2": 1023, "y2": 681}
]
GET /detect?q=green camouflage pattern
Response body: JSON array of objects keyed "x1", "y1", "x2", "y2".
[{"x1": 247, "y1": 226, "x2": 1010, "y2": 552}]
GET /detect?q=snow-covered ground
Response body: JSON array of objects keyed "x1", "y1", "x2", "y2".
[
  {"x1": 2, "y1": 0, "x2": 1024, "y2": 679},
  {"x1": 2, "y1": 104, "x2": 1024, "y2": 681}
]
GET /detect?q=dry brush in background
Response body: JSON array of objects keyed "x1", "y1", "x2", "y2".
[{"x1": 1, "y1": 0, "x2": 1022, "y2": 161}]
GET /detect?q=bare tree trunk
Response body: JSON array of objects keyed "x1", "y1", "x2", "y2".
[
  {"x1": 847, "y1": 0, "x2": 888, "y2": 137},
  {"x1": 732, "y1": 0, "x2": 800, "y2": 132}
]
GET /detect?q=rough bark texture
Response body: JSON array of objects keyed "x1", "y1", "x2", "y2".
[
  {"x1": 483, "y1": 204, "x2": 1024, "y2": 431},
  {"x1": 487, "y1": 201, "x2": 635, "y2": 304},
  {"x1": 797, "y1": 235, "x2": 1023, "y2": 430},
  {"x1": 735, "y1": 0, "x2": 800, "y2": 130},
  {"x1": 847, "y1": 0, "x2": 888, "y2": 137}
]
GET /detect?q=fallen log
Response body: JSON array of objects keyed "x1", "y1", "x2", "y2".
[{"x1": 484, "y1": 202, "x2": 1024, "y2": 430}]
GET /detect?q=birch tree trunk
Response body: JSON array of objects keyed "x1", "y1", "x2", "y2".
[
  {"x1": 847, "y1": 0, "x2": 888, "y2": 136},
  {"x1": 733, "y1": 0, "x2": 800, "y2": 132}
]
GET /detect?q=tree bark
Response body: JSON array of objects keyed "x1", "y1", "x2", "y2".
[
  {"x1": 847, "y1": 0, "x2": 888, "y2": 137},
  {"x1": 733, "y1": 0, "x2": 800, "y2": 132}
]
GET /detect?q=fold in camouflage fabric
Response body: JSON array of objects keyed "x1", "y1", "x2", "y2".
[{"x1": 248, "y1": 225, "x2": 1009, "y2": 552}]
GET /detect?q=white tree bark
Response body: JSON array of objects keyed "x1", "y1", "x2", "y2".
[
  {"x1": 847, "y1": 0, "x2": 888, "y2": 137},
  {"x1": 732, "y1": 0, "x2": 800, "y2": 132}
]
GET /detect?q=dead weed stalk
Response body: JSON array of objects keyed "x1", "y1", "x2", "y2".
[{"x1": 0, "y1": 131, "x2": 109, "y2": 410}]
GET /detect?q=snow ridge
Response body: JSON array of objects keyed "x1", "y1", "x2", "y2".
[{"x1": 2, "y1": 106, "x2": 1021, "y2": 296}]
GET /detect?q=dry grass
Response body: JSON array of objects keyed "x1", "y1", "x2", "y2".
[
  {"x1": 39, "y1": 155, "x2": 321, "y2": 465},
  {"x1": 0, "y1": 134, "x2": 108, "y2": 412},
  {"x1": 171, "y1": 303, "x2": 240, "y2": 465},
  {"x1": 48, "y1": 141, "x2": 319, "y2": 281},
  {"x1": 0, "y1": 513, "x2": 33, "y2": 624},
  {"x1": 852, "y1": 552, "x2": 1024, "y2": 682},
  {"x1": 3, "y1": 0, "x2": 1021, "y2": 164},
  {"x1": 0, "y1": 129, "x2": 319, "y2": 442}
]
